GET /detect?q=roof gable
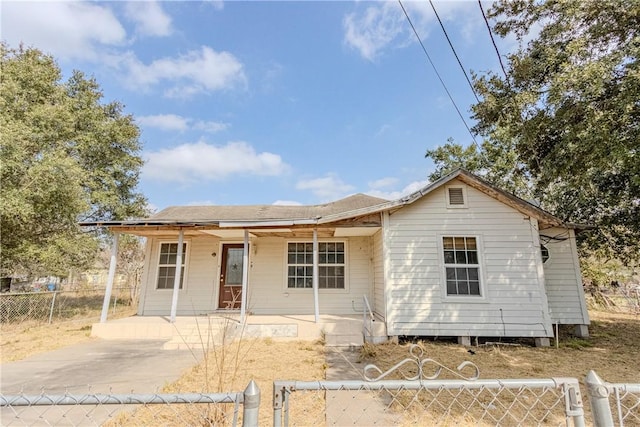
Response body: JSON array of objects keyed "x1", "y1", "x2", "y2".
[{"x1": 395, "y1": 169, "x2": 571, "y2": 229}]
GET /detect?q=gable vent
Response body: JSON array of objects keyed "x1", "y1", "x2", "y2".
[{"x1": 448, "y1": 188, "x2": 465, "y2": 205}]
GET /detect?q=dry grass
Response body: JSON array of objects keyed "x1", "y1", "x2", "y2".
[
  {"x1": 110, "y1": 337, "x2": 327, "y2": 426},
  {"x1": 0, "y1": 307, "x2": 137, "y2": 363},
  {"x1": 359, "y1": 310, "x2": 639, "y2": 383},
  {"x1": 357, "y1": 310, "x2": 640, "y2": 426},
  {"x1": 3, "y1": 309, "x2": 638, "y2": 425}
]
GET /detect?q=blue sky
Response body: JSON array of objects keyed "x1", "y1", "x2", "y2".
[{"x1": 2, "y1": 1, "x2": 516, "y2": 212}]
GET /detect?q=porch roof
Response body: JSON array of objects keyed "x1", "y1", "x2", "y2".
[{"x1": 80, "y1": 193, "x2": 388, "y2": 234}]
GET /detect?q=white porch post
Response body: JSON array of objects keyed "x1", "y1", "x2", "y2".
[
  {"x1": 100, "y1": 233, "x2": 119, "y2": 323},
  {"x1": 169, "y1": 229, "x2": 184, "y2": 323},
  {"x1": 313, "y1": 229, "x2": 320, "y2": 323},
  {"x1": 240, "y1": 229, "x2": 249, "y2": 324}
]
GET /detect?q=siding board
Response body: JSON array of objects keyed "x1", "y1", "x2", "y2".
[{"x1": 386, "y1": 181, "x2": 553, "y2": 338}]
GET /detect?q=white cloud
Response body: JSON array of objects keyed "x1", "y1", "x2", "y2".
[
  {"x1": 296, "y1": 174, "x2": 356, "y2": 202},
  {"x1": 204, "y1": 0, "x2": 225, "y2": 11},
  {"x1": 366, "y1": 179, "x2": 429, "y2": 201},
  {"x1": 124, "y1": 1, "x2": 172, "y2": 37},
  {"x1": 343, "y1": 1, "x2": 487, "y2": 61},
  {"x1": 0, "y1": 2, "x2": 126, "y2": 60},
  {"x1": 368, "y1": 177, "x2": 399, "y2": 189},
  {"x1": 343, "y1": 3, "x2": 405, "y2": 61},
  {"x1": 117, "y1": 46, "x2": 246, "y2": 96},
  {"x1": 194, "y1": 121, "x2": 230, "y2": 133},
  {"x1": 144, "y1": 141, "x2": 289, "y2": 183},
  {"x1": 137, "y1": 114, "x2": 229, "y2": 133},
  {"x1": 272, "y1": 200, "x2": 303, "y2": 206},
  {"x1": 137, "y1": 114, "x2": 190, "y2": 131}
]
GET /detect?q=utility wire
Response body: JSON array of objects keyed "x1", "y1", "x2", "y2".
[
  {"x1": 428, "y1": 0, "x2": 480, "y2": 103},
  {"x1": 397, "y1": 0, "x2": 484, "y2": 154},
  {"x1": 478, "y1": 0, "x2": 509, "y2": 80}
]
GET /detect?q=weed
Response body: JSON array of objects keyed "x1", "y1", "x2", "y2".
[
  {"x1": 562, "y1": 338, "x2": 594, "y2": 349},
  {"x1": 359, "y1": 342, "x2": 378, "y2": 360}
]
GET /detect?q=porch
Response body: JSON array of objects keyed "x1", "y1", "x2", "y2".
[{"x1": 91, "y1": 313, "x2": 387, "y2": 350}]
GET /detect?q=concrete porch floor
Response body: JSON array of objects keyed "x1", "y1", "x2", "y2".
[{"x1": 91, "y1": 313, "x2": 375, "y2": 349}]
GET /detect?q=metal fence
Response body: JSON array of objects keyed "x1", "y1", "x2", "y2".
[
  {"x1": 0, "y1": 381, "x2": 260, "y2": 427},
  {"x1": 586, "y1": 370, "x2": 640, "y2": 427},
  {"x1": 0, "y1": 288, "x2": 134, "y2": 325},
  {"x1": 274, "y1": 345, "x2": 586, "y2": 426}
]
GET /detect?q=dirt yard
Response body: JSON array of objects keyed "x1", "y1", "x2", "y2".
[
  {"x1": 3, "y1": 310, "x2": 639, "y2": 425},
  {"x1": 0, "y1": 307, "x2": 136, "y2": 363},
  {"x1": 359, "y1": 310, "x2": 640, "y2": 384},
  {"x1": 114, "y1": 310, "x2": 639, "y2": 425}
]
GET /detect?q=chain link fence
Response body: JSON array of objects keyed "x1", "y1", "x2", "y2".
[
  {"x1": 273, "y1": 378, "x2": 586, "y2": 426},
  {"x1": 586, "y1": 370, "x2": 640, "y2": 426},
  {"x1": 1, "y1": 382, "x2": 260, "y2": 427},
  {"x1": 274, "y1": 344, "x2": 586, "y2": 426},
  {"x1": 0, "y1": 288, "x2": 135, "y2": 326}
]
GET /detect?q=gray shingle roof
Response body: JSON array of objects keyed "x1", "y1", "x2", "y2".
[{"x1": 150, "y1": 193, "x2": 389, "y2": 221}]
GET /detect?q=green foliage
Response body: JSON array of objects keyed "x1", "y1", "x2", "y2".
[
  {"x1": 0, "y1": 45, "x2": 146, "y2": 276},
  {"x1": 425, "y1": 137, "x2": 533, "y2": 199},
  {"x1": 431, "y1": 0, "x2": 639, "y2": 261}
]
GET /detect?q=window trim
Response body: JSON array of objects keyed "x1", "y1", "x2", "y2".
[
  {"x1": 445, "y1": 185, "x2": 468, "y2": 208},
  {"x1": 283, "y1": 240, "x2": 349, "y2": 293},
  {"x1": 155, "y1": 240, "x2": 190, "y2": 291},
  {"x1": 438, "y1": 235, "x2": 487, "y2": 302}
]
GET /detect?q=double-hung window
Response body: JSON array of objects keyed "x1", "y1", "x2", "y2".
[
  {"x1": 157, "y1": 242, "x2": 187, "y2": 289},
  {"x1": 443, "y1": 236, "x2": 480, "y2": 296},
  {"x1": 287, "y1": 242, "x2": 345, "y2": 289}
]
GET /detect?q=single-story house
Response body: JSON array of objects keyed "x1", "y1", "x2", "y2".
[{"x1": 85, "y1": 169, "x2": 590, "y2": 346}]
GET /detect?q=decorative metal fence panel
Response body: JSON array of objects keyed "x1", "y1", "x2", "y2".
[
  {"x1": 1, "y1": 382, "x2": 260, "y2": 427},
  {"x1": 0, "y1": 289, "x2": 134, "y2": 325},
  {"x1": 273, "y1": 345, "x2": 586, "y2": 426}
]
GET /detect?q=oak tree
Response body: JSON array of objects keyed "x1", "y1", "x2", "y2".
[{"x1": 1, "y1": 45, "x2": 146, "y2": 277}]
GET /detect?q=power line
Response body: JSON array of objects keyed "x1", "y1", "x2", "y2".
[
  {"x1": 397, "y1": 0, "x2": 484, "y2": 154},
  {"x1": 478, "y1": 0, "x2": 509, "y2": 80},
  {"x1": 428, "y1": 0, "x2": 480, "y2": 103}
]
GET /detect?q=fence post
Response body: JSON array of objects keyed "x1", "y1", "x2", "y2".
[
  {"x1": 273, "y1": 382, "x2": 283, "y2": 427},
  {"x1": 242, "y1": 380, "x2": 260, "y2": 427},
  {"x1": 48, "y1": 292, "x2": 57, "y2": 324},
  {"x1": 586, "y1": 370, "x2": 614, "y2": 427}
]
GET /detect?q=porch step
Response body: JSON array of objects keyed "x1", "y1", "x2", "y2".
[{"x1": 162, "y1": 320, "x2": 237, "y2": 351}]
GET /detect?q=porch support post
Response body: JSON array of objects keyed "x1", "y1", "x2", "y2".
[
  {"x1": 169, "y1": 229, "x2": 184, "y2": 323},
  {"x1": 313, "y1": 228, "x2": 320, "y2": 323},
  {"x1": 240, "y1": 229, "x2": 249, "y2": 324},
  {"x1": 100, "y1": 233, "x2": 119, "y2": 323}
]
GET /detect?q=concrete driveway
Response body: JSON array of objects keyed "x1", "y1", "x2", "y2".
[
  {"x1": 1, "y1": 339, "x2": 204, "y2": 426},
  {"x1": 0, "y1": 339, "x2": 202, "y2": 395}
]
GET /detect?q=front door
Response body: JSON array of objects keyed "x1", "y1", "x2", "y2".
[{"x1": 218, "y1": 244, "x2": 244, "y2": 309}]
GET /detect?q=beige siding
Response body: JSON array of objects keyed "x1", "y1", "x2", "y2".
[
  {"x1": 386, "y1": 180, "x2": 552, "y2": 338},
  {"x1": 247, "y1": 236, "x2": 373, "y2": 315},
  {"x1": 139, "y1": 234, "x2": 374, "y2": 316},
  {"x1": 140, "y1": 235, "x2": 219, "y2": 315},
  {"x1": 542, "y1": 227, "x2": 590, "y2": 324},
  {"x1": 372, "y1": 230, "x2": 385, "y2": 319}
]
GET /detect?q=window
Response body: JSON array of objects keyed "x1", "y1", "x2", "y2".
[
  {"x1": 287, "y1": 242, "x2": 345, "y2": 289},
  {"x1": 157, "y1": 242, "x2": 187, "y2": 289},
  {"x1": 446, "y1": 186, "x2": 467, "y2": 208},
  {"x1": 443, "y1": 237, "x2": 480, "y2": 296},
  {"x1": 540, "y1": 245, "x2": 550, "y2": 263}
]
